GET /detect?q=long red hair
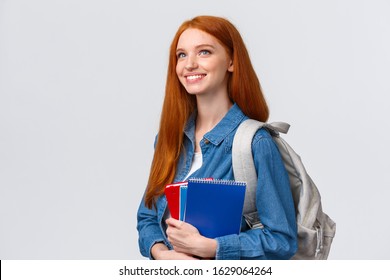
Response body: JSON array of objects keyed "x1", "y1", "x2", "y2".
[{"x1": 144, "y1": 15, "x2": 269, "y2": 208}]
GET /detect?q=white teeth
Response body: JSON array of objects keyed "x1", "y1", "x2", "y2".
[{"x1": 187, "y1": 75, "x2": 204, "y2": 80}]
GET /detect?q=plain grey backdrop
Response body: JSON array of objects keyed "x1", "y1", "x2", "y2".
[{"x1": 1, "y1": 0, "x2": 389, "y2": 259}]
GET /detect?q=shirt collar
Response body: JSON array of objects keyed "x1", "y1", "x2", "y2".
[{"x1": 184, "y1": 103, "x2": 246, "y2": 146}]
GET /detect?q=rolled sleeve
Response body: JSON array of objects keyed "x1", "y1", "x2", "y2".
[
  {"x1": 215, "y1": 234, "x2": 241, "y2": 260},
  {"x1": 137, "y1": 197, "x2": 169, "y2": 259}
]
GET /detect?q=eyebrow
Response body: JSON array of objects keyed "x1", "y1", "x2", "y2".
[{"x1": 176, "y1": 44, "x2": 216, "y2": 53}]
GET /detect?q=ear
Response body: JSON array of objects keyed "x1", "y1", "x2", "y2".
[{"x1": 228, "y1": 60, "x2": 234, "y2": 72}]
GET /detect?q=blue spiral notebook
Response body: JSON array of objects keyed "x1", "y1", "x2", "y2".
[{"x1": 184, "y1": 178, "x2": 246, "y2": 238}]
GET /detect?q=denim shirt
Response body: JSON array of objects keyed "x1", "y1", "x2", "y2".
[{"x1": 137, "y1": 104, "x2": 297, "y2": 260}]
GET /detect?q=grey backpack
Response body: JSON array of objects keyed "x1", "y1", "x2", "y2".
[{"x1": 232, "y1": 119, "x2": 336, "y2": 260}]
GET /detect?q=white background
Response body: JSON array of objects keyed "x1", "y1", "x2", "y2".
[{"x1": 1, "y1": 0, "x2": 389, "y2": 259}]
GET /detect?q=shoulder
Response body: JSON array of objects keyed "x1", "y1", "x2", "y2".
[
  {"x1": 251, "y1": 128, "x2": 279, "y2": 157},
  {"x1": 252, "y1": 127, "x2": 273, "y2": 142}
]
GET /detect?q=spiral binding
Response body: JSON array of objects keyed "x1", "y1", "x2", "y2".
[{"x1": 188, "y1": 178, "x2": 246, "y2": 187}]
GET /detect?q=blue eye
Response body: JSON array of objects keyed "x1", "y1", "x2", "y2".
[
  {"x1": 177, "y1": 52, "x2": 186, "y2": 59},
  {"x1": 199, "y1": 50, "x2": 211, "y2": 55}
]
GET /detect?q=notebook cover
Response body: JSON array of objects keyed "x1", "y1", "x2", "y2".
[
  {"x1": 184, "y1": 178, "x2": 246, "y2": 238},
  {"x1": 179, "y1": 184, "x2": 188, "y2": 221},
  {"x1": 164, "y1": 182, "x2": 185, "y2": 220}
]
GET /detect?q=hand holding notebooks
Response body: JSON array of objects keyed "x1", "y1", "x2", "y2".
[{"x1": 184, "y1": 178, "x2": 246, "y2": 239}]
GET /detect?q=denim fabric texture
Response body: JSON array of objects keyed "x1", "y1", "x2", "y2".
[{"x1": 137, "y1": 104, "x2": 298, "y2": 259}]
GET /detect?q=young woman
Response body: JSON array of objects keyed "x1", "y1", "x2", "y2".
[{"x1": 137, "y1": 15, "x2": 297, "y2": 260}]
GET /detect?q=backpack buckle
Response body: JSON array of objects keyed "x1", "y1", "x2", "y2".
[{"x1": 243, "y1": 211, "x2": 264, "y2": 229}]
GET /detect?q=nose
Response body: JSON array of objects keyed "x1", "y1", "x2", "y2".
[{"x1": 185, "y1": 54, "x2": 198, "y2": 71}]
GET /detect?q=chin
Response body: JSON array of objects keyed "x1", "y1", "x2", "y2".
[
  {"x1": 184, "y1": 87, "x2": 204, "y2": 95},
  {"x1": 187, "y1": 91, "x2": 205, "y2": 96}
]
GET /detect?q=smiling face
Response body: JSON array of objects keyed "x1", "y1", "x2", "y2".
[{"x1": 175, "y1": 28, "x2": 233, "y2": 98}]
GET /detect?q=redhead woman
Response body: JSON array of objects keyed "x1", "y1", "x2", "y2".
[{"x1": 137, "y1": 15, "x2": 297, "y2": 260}]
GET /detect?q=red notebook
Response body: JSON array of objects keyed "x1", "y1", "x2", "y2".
[{"x1": 164, "y1": 181, "x2": 187, "y2": 220}]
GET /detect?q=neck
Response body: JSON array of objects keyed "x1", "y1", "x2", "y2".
[{"x1": 195, "y1": 94, "x2": 233, "y2": 132}]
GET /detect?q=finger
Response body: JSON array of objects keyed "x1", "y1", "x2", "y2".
[
  {"x1": 166, "y1": 226, "x2": 180, "y2": 240},
  {"x1": 166, "y1": 217, "x2": 183, "y2": 228}
]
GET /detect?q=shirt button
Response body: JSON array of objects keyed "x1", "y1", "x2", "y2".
[{"x1": 204, "y1": 139, "x2": 210, "y2": 144}]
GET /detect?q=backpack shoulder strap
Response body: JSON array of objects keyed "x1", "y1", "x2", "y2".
[{"x1": 232, "y1": 119, "x2": 290, "y2": 229}]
